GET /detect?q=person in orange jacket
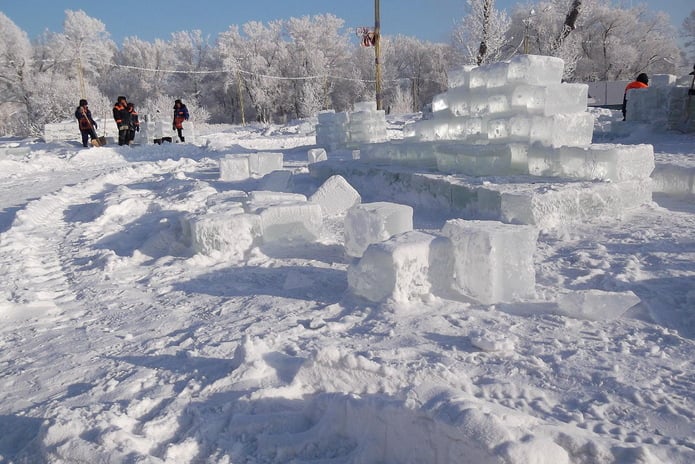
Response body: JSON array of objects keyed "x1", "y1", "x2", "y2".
[
  {"x1": 622, "y1": 73, "x2": 649, "y2": 121},
  {"x1": 126, "y1": 102, "x2": 139, "y2": 144},
  {"x1": 112, "y1": 96, "x2": 131, "y2": 146}
]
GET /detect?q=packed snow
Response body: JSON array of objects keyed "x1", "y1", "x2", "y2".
[{"x1": 1, "y1": 103, "x2": 695, "y2": 462}]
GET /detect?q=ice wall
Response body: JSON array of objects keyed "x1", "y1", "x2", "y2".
[{"x1": 315, "y1": 101, "x2": 388, "y2": 151}]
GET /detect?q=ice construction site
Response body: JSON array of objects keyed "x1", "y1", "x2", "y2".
[{"x1": 184, "y1": 54, "x2": 693, "y2": 312}]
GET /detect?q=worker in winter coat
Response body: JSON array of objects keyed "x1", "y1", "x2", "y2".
[
  {"x1": 173, "y1": 99, "x2": 189, "y2": 142},
  {"x1": 75, "y1": 99, "x2": 98, "y2": 148},
  {"x1": 622, "y1": 73, "x2": 649, "y2": 121},
  {"x1": 112, "y1": 96, "x2": 131, "y2": 146},
  {"x1": 127, "y1": 102, "x2": 140, "y2": 144}
]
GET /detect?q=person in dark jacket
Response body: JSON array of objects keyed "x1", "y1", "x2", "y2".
[
  {"x1": 75, "y1": 99, "x2": 98, "y2": 147},
  {"x1": 622, "y1": 73, "x2": 649, "y2": 121},
  {"x1": 127, "y1": 102, "x2": 140, "y2": 144},
  {"x1": 173, "y1": 99, "x2": 189, "y2": 142},
  {"x1": 112, "y1": 96, "x2": 131, "y2": 146}
]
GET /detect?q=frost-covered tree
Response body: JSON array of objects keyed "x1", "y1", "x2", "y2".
[
  {"x1": 218, "y1": 21, "x2": 288, "y2": 123},
  {"x1": 386, "y1": 36, "x2": 449, "y2": 111},
  {"x1": 47, "y1": 10, "x2": 115, "y2": 97},
  {"x1": 284, "y1": 14, "x2": 352, "y2": 119},
  {"x1": 575, "y1": 4, "x2": 680, "y2": 81},
  {"x1": 0, "y1": 12, "x2": 34, "y2": 135},
  {"x1": 452, "y1": 0, "x2": 510, "y2": 65},
  {"x1": 683, "y1": 10, "x2": 695, "y2": 64}
]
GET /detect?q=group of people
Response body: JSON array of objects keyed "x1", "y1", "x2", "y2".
[{"x1": 75, "y1": 97, "x2": 189, "y2": 147}]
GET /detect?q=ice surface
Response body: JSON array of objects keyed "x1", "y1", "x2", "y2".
[
  {"x1": 219, "y1": 155, "x2": 250, "y2": 181},
  {"x1": 258, "y1": 202, "x2": 323, "y2": 243},
  {"x1": 249, "y1": 152, "x2": 283, "y2": 176},
  {"x1": 308, "y1": 148, "x2": 328, "y2": 164},
  {"x1": 441, "y1": 219, "x2": 538, "y2": 304},
  {"x1": 527, "y1": 143, "x2": 655, "y2": 181},
  {"x1": 354, "y1": 101, "x2": 377, "y2": 112},
  {"x1": 348, "y1": 231, "x2": 450, "y2": 303},
  {"x1": 555, "y1": 290, "x2": 641, "y2": 320},
  {"x1": 360, "y1": 140, "x2": 439, "y2": 168},
  {"x1": 344, "y1": 202, "x2": 414, "y2": 258},
  {"x1": 259, "y1": 170, "x2": 293, "y2": 192},
  {"x1": 309, "y1": 175, "x2": 361, "y2": 216}
]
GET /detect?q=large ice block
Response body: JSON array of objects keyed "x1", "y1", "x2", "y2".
[
  {"x1": 506, "y1": 55, "x2": 564, "y2": 86},
  {"x1": 528, "y1": 143, "x2": 655, "y2": 181},
  {"x1": 344, "y1": 202, "x2": 413, "y2": 257},
  {"x1": 309, "y1": 175, "x2": 361, "y2": 216},
  {"x1": 258, "y1": 202, "x2": 323, "y2": 243},
  {"x1": 651, "y1": 163, "x2": 695, "y2": 195},
  {"x1": 435, "y1": 143, "x2": 529, "y2": 176},
  {"x1": 188, "y1": 211, "x2": 261, "y2": 257},
  {"x1": 308, "y1": 148, "x2": 328, "y2": 164},
  {"x1": 249, "y1": 152, "x2": 283, "y2": 177},
  {"x1": 510, "y1": 83, "x2": 588, "y2": 116},
  {"x1": 220, "y1": 155, "x2": 250, "y2": 181},
  {"x1": 447, "y1": 65, "x2": 476, "y2": 89},
  {"x1": 348, "y1": 231, "x2": 453, "y2": 303},
  {"x1": 529, "y1": 112, "x2": 594, "y2": 147},
  {"x1": 259, "y1": 170, "x2": 293, "y2": 192},
  {"x1": 441, "y1": 219, "x2": 538, "y2": 304}
]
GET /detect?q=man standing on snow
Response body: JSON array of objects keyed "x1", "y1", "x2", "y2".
[
  {"x1": 622, "y1": 73, "x2": 649, "y2": 121},
  {"x1": 173, "y1": 99, "x2": 189, "y2": 142},
  {"x1": 112, "y1": 96, "x2": 131, "y2": 146},
  {"x1": 126, "y1": 102, "x2": 140, "y2": 144},
  {"x1": 75, "y1": 99, "x2": 98, "y2": 148}
]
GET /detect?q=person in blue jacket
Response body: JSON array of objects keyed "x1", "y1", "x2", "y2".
[
  {"x1": 173, "y1": 99, "x2": 189, "y2": 142},
  {"x1": 75, "y1": 99, "x2": 98, "y2": 147}
]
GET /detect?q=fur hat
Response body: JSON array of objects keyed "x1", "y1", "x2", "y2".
[
  {"x1": 636, "y1": 73, "x2": 649, "y2": 85},
  {"x1": 79, "y1": 99, "x2": 88, "y2": 106}
]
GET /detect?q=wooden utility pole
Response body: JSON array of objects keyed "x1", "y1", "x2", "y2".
[{"x1": 374, "y1": 0, "x2": 383, "y2": 110}]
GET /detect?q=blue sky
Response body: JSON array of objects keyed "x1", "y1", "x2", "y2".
[{"x1": 0, "y1": 0, "x2": 691, "y2": 45}]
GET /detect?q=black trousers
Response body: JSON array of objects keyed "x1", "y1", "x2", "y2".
[
  {"x1": 118, "y1": 129, "x2": 129, "y2": 146},
  {"x1": 176, "y1": 127, "x2": 184, "y2": 142},
  {"x1": 80, "y1": 129, "x2": 97, "y2": 147}
]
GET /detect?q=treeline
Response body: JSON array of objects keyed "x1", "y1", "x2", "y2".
[{"x1": 0, "y1": 2, "x2": 691, "y2": 136}]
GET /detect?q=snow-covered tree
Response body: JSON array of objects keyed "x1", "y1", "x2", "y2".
[
  {"x1": 218, "y1": 21, "x2": 288, "y2": 123},
  {"x1": 284, "y1": 14, "x2": 352, "y2": 119},
  {"x1": 48, "y1": 10, "x2": 115, "y2": 98},
  {"x1": 0, "y1": 12, "x2": 34, "y2": 135},
  {"x1": 452, "y1": 0, "x2": 510, "y2": 66},
  {"x1": 575, "y1": 4, "x2": 680, "y2": 81},
  {"x1": 682, "y1": 10, "x2": 695, "y2": 64}
]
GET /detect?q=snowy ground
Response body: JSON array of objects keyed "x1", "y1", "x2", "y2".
[{"x1": 0, "y1": 111, "x2": 693, "y2": 463}]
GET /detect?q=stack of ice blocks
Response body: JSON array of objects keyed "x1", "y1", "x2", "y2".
[{"x1": 315, "y1": 101, "x2": 388, "y2": 151}]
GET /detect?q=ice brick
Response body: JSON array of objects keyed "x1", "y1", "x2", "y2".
[
  {"x1": 249, "y1": 152, "x2": 283, "y2": 176},
  {"x1": 529, "y1": 112, "x2": 594, "y2": 147},
  {"x1": 447, "y1": 65, "x2": 476, "y2": 89},
  {"x1": 348, "y1": 231, "x2": 452, "y2": 303},
  {"x1": 556, "y1": 290, "x2": 641, "y2": 320},
  {"x1": 309, "y1": 175, "x2": 361, "y2": 216},
  {"x1": 441, "y1": 219, "x2": 538, "y2": 304},
  {"x1": 308, "y1": 148, "x2": 328, "y2": 164},
  {"x1": 528, "y1": 143, "x2": 654, "y2": 181},
  {"x1": 244, "y1": 191, "x2": 307, "y2": 213},
  {"x1": 258, "y1": 202, "x2": 323, "y2": 243},
  {"x1": 511, "y1": 83, "x2": 588, "y2": 116},
  {"x1": 507, "y1": 55, "x2": 564, "y2": 86},
  {"x1": 435, "y1": 143, "x2": 529, "y2": 176},
  {"x1": 188, "y1": 211, "x2": 260, "y2": 257},
  {"x1": 344, "y1": 202, "x2": 414, "y2": 258},
  {"x1": 651, "y1": 163, "x2": 695, "y2": 195},
  {"x1": 259, "y1": 170, "x2": 293, "y2": 192},
  {"x1": 220, "y1": 155, "x2": 250, "y2": 181}
]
